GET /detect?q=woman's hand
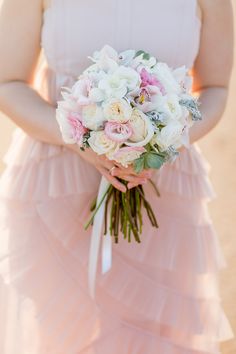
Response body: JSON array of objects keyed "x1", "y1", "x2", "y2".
[
  {"x1": 73, "y1": 145, "x2": 154, "y2": 192},
  {"x1": 110, "y1": 163, "x2": 155, "y2": 190}
]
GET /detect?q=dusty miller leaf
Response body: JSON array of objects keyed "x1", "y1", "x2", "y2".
[{"x1": 179, "y1": 99, "x2": 202, "y2": 121}]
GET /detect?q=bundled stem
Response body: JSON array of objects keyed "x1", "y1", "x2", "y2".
[{"x1": 85, "y1": 179, "x2": 160, "y2": 244}]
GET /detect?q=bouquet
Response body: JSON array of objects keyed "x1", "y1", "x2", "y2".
[{"x1": 56, "y1": 45, "x2": 202, "y2": 244}]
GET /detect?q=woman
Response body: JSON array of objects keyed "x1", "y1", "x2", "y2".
[{"x1": 0, "y1": 0, "x2": 234, "y2": 352}]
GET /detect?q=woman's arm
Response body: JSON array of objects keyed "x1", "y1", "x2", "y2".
[
  {"x1": 190, "y1": 0, "x2": 234, "y2": 143},
  {"x1": 0, "y1": 0, "x2": 148, "y2": 191},
  {"x1": 0, "y1": 0, "x2": 62, "y2": 144},
  {"x1": 0, "y1": 0, "x2": 95, "y2": 151}
]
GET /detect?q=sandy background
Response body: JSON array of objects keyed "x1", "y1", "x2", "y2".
[{"x1": 0, "y1": 3, "x2": 236, "y2": 354}]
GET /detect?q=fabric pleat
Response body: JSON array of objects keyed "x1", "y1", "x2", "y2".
[{"x1": 0, "y1": 127, "x2": 234, "y2": 353}]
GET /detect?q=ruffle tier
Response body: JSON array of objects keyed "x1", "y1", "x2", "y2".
[
  {"x1": 0, "y1": 128, "x2": 215, "y2": 201},
  {"x1": 0, "y1": 128, "x2": 234, "y2": 353}
]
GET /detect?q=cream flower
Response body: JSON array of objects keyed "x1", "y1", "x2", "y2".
[
  {"x1": 103, "y1": 98, "x2": 132, "y2": 123},
  {"x1": 112, "y1": 146, "x2": 146, "y2": 167},
  {"x1": 88, "y1": 131, "x2": 119, "y2": 155},
  {"x1": 125, "y1": 109, "x2": 155, "y2": 147}
]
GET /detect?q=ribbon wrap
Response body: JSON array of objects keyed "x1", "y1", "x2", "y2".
[{"x1": 88, "y1": 176, "x2": 112, "y2": 299}]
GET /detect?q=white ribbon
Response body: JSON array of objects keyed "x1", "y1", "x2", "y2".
[{"x1": 88, "y1": 176, "x2": 112, "y2": 299}]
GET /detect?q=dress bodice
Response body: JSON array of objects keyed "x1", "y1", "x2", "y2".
[{"x1": 37, "y1": 0, "x2": 202, "y2": 105}]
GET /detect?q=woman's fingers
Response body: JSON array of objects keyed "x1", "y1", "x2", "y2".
[
  {"x1": 116, "y1": 174, "x2": 147, "y2": 184},
  {"x1": 111, "y1": 166, "x2": 154, "y2": 179},
  {"x1": 98, "y1": 156, "x2": 156, "y2": 180},
  {"x1": 97, "y1": 155, "x2": 114, "y2": 171},
  {"x1": 97, "y1": 166, "x2": 127, "y2": 193},
  {"x1": 96, "y1": 155, "x2": 156, "y2": 191},
  {"x1": 127, "y1": 181, "x2": 147, "y2": 189}
]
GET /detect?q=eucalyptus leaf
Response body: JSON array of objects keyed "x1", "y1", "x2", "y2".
[
  {"x1": 144, "y1": 153, "x2": 165, "y2": 170},
  {"x1": 134, "y1": 156, "x2": 145, "y2": 174},
  {"x1": 143, "y1": 53, "x2": 150, "y2": 60},
  {"x1": 134, "y1": 50, "x2": 145, "y2": 58}
]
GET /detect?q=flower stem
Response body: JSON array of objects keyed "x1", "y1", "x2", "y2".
[{"x1": 84, "y1": 184, "x2": 112, "y2": 230}]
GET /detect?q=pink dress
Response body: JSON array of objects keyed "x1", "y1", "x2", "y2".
[{"x1": 0, "y1": 0, "x2": 234, "y2": 352}]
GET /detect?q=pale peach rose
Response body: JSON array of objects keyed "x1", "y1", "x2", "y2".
[
  {"x1": 103, "y1": 98, "x2": 132, "y2": 123},
  {"x1": 126, "y1": 109, "x2": 155, "y2": 147},
  {"x1": 112, "y1": 146, "x2": 146, "y2": 167}
]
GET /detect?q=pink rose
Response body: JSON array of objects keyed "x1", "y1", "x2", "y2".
[
  {"x1": 71, "y1": 77, "x2": 93, "y2": 106},
  {"x1": 68, "y1": 112, "x2": 88, "y2": 146},
  {"x1": 104, "y1": 121, "x2": 133, "y2": 143}
]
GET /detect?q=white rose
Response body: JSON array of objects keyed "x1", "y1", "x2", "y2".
[
  {"x1": 92, "y1": 45, "x2": 119, "y2": 63},
  {"x1": 86, "y1": 69, "x2": 107, "y2": 84},
  {"x1": 103, "y1": 98, "x2": 132, "y2": 123},
  {"x1": 133, "y1": 54, "x2": 157, "y2": 69},
  {"x1": 152, "y1": 94, "x2": 184, "y2": 123},
  {"x1": 89, "y1": 88, "x2": 105, "y2": 103},
  {"x1": 127, "y1": 109, "x2": 154, "y2": 146},
  {"x1": 172, "y1": 66, "x2": 193, "y2": 91},
  {"x1": 88, "y1": 131, "x2": 119, "y2": 155},
  {"x1": 98, "y1": 74, "x2": 127, "y2": 99},
  {"x1": 113, "y1": 66, "x2": 141, "y2": 91},
  {"x1": 118, "y1": 49, "x2": 136, "y2": 66},
  {"x1": 152, "y1": 121, "x2": 184, "y2": 151},
  {"x1": 82, "y1": 104, "x2": 106, "y2": 130},
  {"x1": 91, "y1": 45, "x2": 119, "y2": 73},
  {"x1": 153, "y1": 62, "x2": 181, "y2": 94}
]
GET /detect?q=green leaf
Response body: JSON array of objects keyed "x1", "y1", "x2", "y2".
[
  {"x1": 134, "y1": 156, "x2": 145, "y2": 174},
  {"x1": 134, "y1": 50, "x2": 145, "y2": 58},
  {"x1": 143, "y1": 53, "x2": 150, "y2": 60},
  {"x1": 144, "y1": 153, "x2": 165, "y2": 170}
]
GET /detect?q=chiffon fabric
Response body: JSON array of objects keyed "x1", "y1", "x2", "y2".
[{"x1": 0, "y1": 0, "x2": 234, "y2": 353}]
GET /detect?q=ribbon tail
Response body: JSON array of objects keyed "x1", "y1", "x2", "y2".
[
  {"x1": 88, "y1": 176, "x2": 111, "y2": 299},
  {"x1": 102, "y1": 205, "x2": 112, "y2": 274}
]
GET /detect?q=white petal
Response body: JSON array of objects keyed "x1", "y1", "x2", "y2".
[{"x1": 89, "y1": 88, "x2": 105, "y2": 102}]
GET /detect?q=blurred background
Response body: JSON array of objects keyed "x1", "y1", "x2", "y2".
[{"x1": 0, "y1": 1, "x2": 236, "y2": 354}]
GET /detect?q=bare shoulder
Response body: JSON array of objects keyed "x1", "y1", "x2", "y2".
[
  {"x1": 0, "y1": 0, "x2": 45, "y2": 84},
  {"x1": 0, "y1": 0, "x2": 43, "y2": 10},
  {"x1": 193, "y1": 0, "x2": 234, "y2": 91},
  {"x1": 198, "y1": 0, "x2": 233, "y2": 17}
]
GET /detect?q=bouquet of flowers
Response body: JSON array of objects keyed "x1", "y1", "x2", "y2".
[{"x1": 56, "y1": 45, "x2": 201, "y2": 244}]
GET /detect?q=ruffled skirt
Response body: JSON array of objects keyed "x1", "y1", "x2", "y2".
[{"x1": 0, "y1": 128, "x2": 234, "y2": 353}]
